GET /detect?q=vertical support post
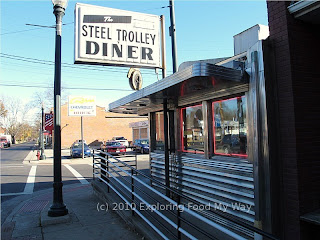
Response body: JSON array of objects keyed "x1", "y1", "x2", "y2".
[
  {"x1": 48, "y1": 4, "x2": 68, "y2": 217},
  {"x1": 135, "y1": 153, "x2": 137, "y2": 175},
  {"x1": 81, "y1": 116, "x2": 84, "y2": 159},
  {"x1": 169, "y1": 0, "x2": 178, "y2": 73},
  {"x1": 131, "y1": 168, "x2": 135, "y2": 216},
  {"x1": 203, "y1": 101, "x2": 213, "y2": 159},
  {"x1": 177, "y1": 194, "x2": 181, "y2": 239},
  {"x1": 106, "y1": 155, "x2": 110, "y2": 193},
  {"x1": 163, "y1": 98, "x2": 170, "y2": 197},
  {"x1": 92, "y1": 150, "x2": 95, "y2": 180},
  {"x1": 40, "y1": 104, "x2": 45, "y2": 160},
  {"x1": 160, "y1": 15, "x2": 167, "y2": 78}
]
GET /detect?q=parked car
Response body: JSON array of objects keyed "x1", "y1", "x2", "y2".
[
  {"x1": 133, "y1": 139, "x2": 149, "y2": 154},
  {"x1": 70, "y1": 142, "x2": 91, "y2": 158},
  {"x1": 101, "y1": 141, "x2": 126, "y2": 155},
  {"x1": 218, "y1": 134, "x2": 246, "y2": 155},
  {"x1": 0, "y1": 135, "x2": 11, "y2": 147},
  {"x1": 112, "y1": 136, "x2": 129, "y2": 147},
  {"x1": 0, "y1": 136, "x2": 9, "y2": 148}
]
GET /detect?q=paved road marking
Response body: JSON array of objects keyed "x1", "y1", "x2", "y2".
[
  {"x1": 1, "y1": 165, "x2": 25, "y2": 168},
  {"x1": 23, "y1": 165, "x2": 37, "y2": 194},
  {"x1": 1, "y1": 166, "x2": 37, "y2": 197},
  {"x1": 1, "y1": 192, "x2": 27, "y2": 197},
  {"x1": 64, "y1": 164, "x2": 89, "y2": 185}
]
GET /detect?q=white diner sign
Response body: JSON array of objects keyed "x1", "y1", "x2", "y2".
[
  {"x1": 75, "y1": 3, "x2": 161, "y2": 69},
  {"x1": 68, "y1": 96, "x2": 96, "y2": 116}
]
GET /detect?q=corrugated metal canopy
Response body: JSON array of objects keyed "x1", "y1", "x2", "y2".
[{"x1": 109, "y1": 61, "x2": 247, "y2": 115}]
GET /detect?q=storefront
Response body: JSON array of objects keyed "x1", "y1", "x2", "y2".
[
  {"x1": 129, "y1": 120, "x2": 149, "y2": 143},
  {"x1": 109, "y1": 25, "x2": 274, "y2": 239}
]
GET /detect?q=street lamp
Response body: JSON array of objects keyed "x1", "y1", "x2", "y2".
[
  {"x1": 40, "y1": 102, "x2": 46, "y2": 160},
  {"x1": 48, "y1": 0, "x2": 69, "y2": 217}
]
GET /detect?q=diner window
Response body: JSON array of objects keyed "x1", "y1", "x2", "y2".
[
  {"x1": 213, "y1": 96, "x2": 247, "y2": 157},
  {"x1": 155, "y1": 112, "x2": 164, "y2": 150},
  {"x1": 181, "y1": 105, "x2": 204, "y2": 153}
]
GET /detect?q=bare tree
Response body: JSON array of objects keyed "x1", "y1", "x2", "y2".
[
  {"x1": 0, "y1": 100, "x2": 8, "y2": 129},
  {"x1": 1, "y1": 96, "x2": 32, "y2": 143},
  {"x1": 0, "y1": 100, "x2": 7, "y2": 118},
  {"x1": 31, "y1": 84, "x2": 69, "y2": 112}
]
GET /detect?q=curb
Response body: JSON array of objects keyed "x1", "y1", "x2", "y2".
[{"x1": 22, "y1": 150, "x2": 38, "y2": 164}]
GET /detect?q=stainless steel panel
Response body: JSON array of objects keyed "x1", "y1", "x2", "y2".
[
  {"x1": 109, "y1": 62, "x2": 245, "y2": 114},
  {"x1": 246, "y1": 41, "x2": 272, "y2": 233},
  {"x1": 150, "y1": 152, "x2": 255, "y2": 238}
]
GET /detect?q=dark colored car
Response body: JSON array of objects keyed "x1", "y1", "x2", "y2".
[
  {"x1": 70, "y1": 143, "x2": 91, "y2": 158},
  {"x1": 133, "y1": 139, "x2": 149, "y2": 154},
  {"x1": 218, "y1": 134, "x2": 246, "y2": 155},
  {"x1": 101, "y1": 141, "x2": 126, "y2": 155}
]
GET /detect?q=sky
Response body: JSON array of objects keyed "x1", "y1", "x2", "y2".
[{"x1": 0, "y1": 0, "x2": 268, "y2": 124}]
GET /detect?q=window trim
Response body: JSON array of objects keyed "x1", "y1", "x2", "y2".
[
  {"x1": 212, "y1": 96, "x2": 248, "y2": 158},
  {"x1": 180, "y1": 104, "x2": 205, "y2": 154}
]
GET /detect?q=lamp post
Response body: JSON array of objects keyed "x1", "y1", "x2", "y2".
[
  {"x1": 40, "y1": 103, "x2": 46, "y2": 160},
  {"x1": 48, "y1": 0, "x2": 69, "y2": 217}
]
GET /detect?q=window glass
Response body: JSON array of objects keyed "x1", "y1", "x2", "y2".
[
  {"x1": 155, "y1": 112, "x2": 164, "y2": 150},
  {"x1": 181, "y1": 105, "x2": 204, "y2": 153},
  {"x1": 133, "y1": 129, "x2": 139, "y2": 143},
  {"x1": 213, "y1": 96, "x2": 247, "y2": 157},
  {"x1": 140, "y1": 128, "x2": 148, "y2": 139}
]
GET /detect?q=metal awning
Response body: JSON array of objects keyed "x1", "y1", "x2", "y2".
[
  {"x1": 109, "y1": 61, "x2": 247, "y2": 115},
  {"x1": 288, "y1": 0, "x2": 320, "y2": 24}
]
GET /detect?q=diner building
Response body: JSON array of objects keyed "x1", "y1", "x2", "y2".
[
  {"x1": 108, "y1": 1, "x2": 320, "y2": 237},
  {"x1": 109, "y1": 24, "x2": 274, "y2": 239}
]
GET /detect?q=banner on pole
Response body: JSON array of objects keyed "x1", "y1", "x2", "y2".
[{"x1": 44, "y1": 113, "x2": 54, "y2": 134}]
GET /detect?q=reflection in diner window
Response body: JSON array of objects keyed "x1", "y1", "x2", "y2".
[
  {"x1": 155, "y1": 112, "x2": 164, "y2": 150},
  {"x1": 213, "y1": 96, "x2": 247, "y2": 157},
  {"x1": 181, "y1": 105, "x2": 204, "y2": 153}
]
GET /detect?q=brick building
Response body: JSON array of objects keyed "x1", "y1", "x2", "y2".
[
  {"x1": 59, "y1": 104, "x2": 147, "y2": 148},
  {"x1": 266, "y1": 1, "x2": 320, "y2": 239}
]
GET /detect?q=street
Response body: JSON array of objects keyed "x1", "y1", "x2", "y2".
[
  {"x1": 1, "y1": 142, "x2": 92, "y2": 203},
  {"x1": 1, "y1": 141, "x2": 150, "y2": 225}
]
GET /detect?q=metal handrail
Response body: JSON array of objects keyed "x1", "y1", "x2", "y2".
[{"x1": 93, "y1": 151, "x2": 279, "y2": 240}]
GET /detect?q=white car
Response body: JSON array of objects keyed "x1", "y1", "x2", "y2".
[{"x1": 112, "y1": 136, "x2": 129, "y2": 147}]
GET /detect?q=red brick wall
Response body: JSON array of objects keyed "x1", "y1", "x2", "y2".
[
  {"x1": 267, "y1": 1, "x2": 320, "y2": 239},
  {"x1": 60, "y1": 104, "x2": 147, "y2": 148}
]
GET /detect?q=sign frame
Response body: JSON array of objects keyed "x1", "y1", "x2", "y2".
[
  {"x1": 68, "y1": 95, "x2": 97, "y2": 117},
  {"x1": 75, "y1": 3, "x2": 162, "y2": 69}
]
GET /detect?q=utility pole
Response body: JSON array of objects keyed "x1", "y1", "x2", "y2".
[{"x1": 169, "y1": 0, "x2": 178, "y2": 73}]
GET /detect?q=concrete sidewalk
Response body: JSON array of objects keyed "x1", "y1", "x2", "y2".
[{"x1": 1, "y1": 183, "x2": 143, "y2": 240}]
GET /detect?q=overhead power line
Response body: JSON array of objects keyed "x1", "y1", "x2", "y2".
[
  {"x1": 0, "y1": 83, "x2": 134, "y2": 92},
  {"x1": 0, "y1": 53, "x2": 160, "y2": 75},
  {"x1": 0, "y1": 23, "x2": 73, "y2": 35}
]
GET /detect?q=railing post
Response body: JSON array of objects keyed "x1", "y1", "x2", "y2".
[
  {"x1": 101, "y1": 153, "x2": 107, "y2": 182},
  {"x1": 135, "y1": 153, "x2": 137, "y2": 175},
  {"x1": 106, "y1": 155, "x2": 110, "y2": 193},
  {"x1": 92, "y1": 150, "x2": 95, "y2": 180},
  {"x1": 177, "y1": 194, "x2": 181, "y2": 239},
  {"x1": 131, "y1": 168, "x2": 135, "y2": 216}
]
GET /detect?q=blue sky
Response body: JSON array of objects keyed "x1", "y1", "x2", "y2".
[{"x1": 0, "y1": 0, "x2": 268, "y2": 122}]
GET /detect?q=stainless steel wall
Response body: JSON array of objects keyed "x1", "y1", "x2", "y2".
[{"x1": 150, "y1": 152, "x2": 255, "y2": 238}]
